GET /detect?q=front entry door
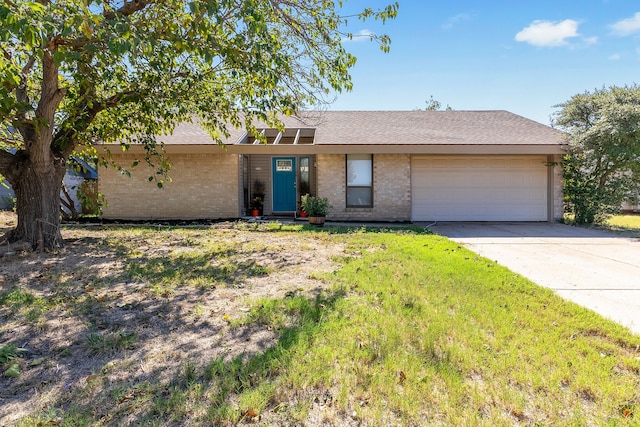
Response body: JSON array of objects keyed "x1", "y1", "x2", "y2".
[{"x1": 272, "y1": 157, "x2": 296, "y2": 212}]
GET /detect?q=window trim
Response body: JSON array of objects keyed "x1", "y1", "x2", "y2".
[{"x1": 346, "y1": 154, "x2": 373, "y2": 208}]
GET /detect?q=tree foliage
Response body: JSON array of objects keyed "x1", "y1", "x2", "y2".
[
  {"x1": 423, "y1": 95, "x2": 452, "y2": 111},
  {"x1": 0, "y1": 0, "x2": 398, "y2": 250},
  {"x1": 554, "y1": 85, "x2": 640, "y2": 224}
]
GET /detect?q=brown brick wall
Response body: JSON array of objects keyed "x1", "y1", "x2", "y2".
[
  {"x1": 100, "y1": 153, "x2": 239, "y2": 219},
  {"x1": 317, "y1": 154, "x2": 411, "y2": 221},
  {"x1": 100, "y1": 151, "x2": 562, "y2": 222}
]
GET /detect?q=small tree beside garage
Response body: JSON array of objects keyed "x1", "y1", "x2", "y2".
[{"x1": 553, "y1": 85, "x2": 640, "y2": 224}]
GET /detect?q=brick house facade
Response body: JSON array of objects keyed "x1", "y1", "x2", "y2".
[
  {"x1": 99, "y1": 111, "x2": 565, "y2": 222},
  {"x1": 100, "y1": 153, "x2": 239, "y2": 219},
  {"x1": 316, "y1": 154, "x2": 412, "y2": 221}
]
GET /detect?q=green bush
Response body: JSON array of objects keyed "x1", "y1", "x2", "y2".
[{"x1": 300, "y1": 194, "x2": 331, "y2": 216}]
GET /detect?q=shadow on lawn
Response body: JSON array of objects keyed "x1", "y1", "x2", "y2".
[
  {"x1": 301, "y1": 224, "x2": 430, "y2": 235},
  {"x1": 0, "y1": 228, "x2": 345, "y2": 425},
  {"x1": 57, "y1": 290, "x2": 344, "y2": 426}
]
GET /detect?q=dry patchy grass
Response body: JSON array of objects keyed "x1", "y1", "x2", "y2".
[
  {"x1": 0, "y1": 215, "x2": 345, "y2": 426},
  {"x1": 1, "y1": 214, "x2": 639, "y2": 426}
]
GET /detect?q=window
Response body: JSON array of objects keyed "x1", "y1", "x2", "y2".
[
  {"x1": 275, "y1": 159, "x2": 293, "y2": 172},
  {"x1": 299, "y1": 157, "x2": 310, "y2": 196},
  {"x1": 346, "y1": 154, "x2": 372, "y2": 207}
]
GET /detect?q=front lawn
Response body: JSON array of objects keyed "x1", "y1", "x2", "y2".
[
  {"x1": 606, "y1": 214, "x2": 640, "y2": 234},
  {"x1": 1, "y1": 220, "x2": 638, "y2": 426}
]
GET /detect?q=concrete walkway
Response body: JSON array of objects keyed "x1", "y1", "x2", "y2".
[{"x1": 428, "y1": 222, "x2": 640, "y2": 335}]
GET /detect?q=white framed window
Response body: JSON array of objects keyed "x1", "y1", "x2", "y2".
[
  {"x1": 276, "y1": 159, "x2": 293, "y2": 172},
  {"x1": 346, "y1": 154, "x2": 373, "y2": 207}
]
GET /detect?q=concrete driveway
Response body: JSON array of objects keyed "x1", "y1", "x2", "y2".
[{"x1": 429, "y1": 222, "x2": 640, "y2": 335}]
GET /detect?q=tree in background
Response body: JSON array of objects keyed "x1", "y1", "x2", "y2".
[
  {"x1": 424, "y1": 95, "x2": 453, "y2": 111},
  {"x1": 554, "y1": 85, "x2": 640, "y2": 224},
  {"x1": 0, "y1": 0, "x2": 398, "y2": 251}
]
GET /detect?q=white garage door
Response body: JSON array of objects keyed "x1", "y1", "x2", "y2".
[{"x1": 412, "y1": 156, "x2": 548, "y2": 221}]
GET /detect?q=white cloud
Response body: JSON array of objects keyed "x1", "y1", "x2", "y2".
[
  {"x1": 342, "y1": 29, "x2": 375, "y2": 43},
  {"x1": 442, "y1": 13, "x2": 471, "y2": 30},
  {"x1": 610, "y1": 12, "x2": 640, "y2": 36},
  {"x1": 515, "y1": 19, "x2": 580, "y2": 47},
  {"x1": 583, "y1": 36, "x2": 599, "y2": 46},
  {"x1": 608, "y1": 53, "x2": 622, "y2": 60}
]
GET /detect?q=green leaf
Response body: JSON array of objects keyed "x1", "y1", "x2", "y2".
[
  {"x1": 25, "y1": 2, "x2": 45, "y2": 14},
  {"x1": 4, "y1": 363, "x2": 20, "y2": 378},
  {"x1": 30, "y1": 357, "x2": 45, "y2": 366}
]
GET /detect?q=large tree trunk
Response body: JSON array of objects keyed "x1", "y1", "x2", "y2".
[
  {"x1": 5, "y1": 155, "x2": 67, "y2": 251},
  {"x1": 0, "y1": 49, "x2": 70, "y2": 252}
]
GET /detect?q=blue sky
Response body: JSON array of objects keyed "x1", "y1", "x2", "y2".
[{"x1": 331, "y1": 0, "x2": 640, "y2": 125}]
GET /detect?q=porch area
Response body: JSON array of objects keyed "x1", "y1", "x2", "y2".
[{"x1": 240, "y1": 154, "x2": 317, "y2": 218}]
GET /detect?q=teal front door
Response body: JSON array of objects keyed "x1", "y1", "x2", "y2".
[{"x1": 272, "y1": 157, "x2": 296, "y2": 212}]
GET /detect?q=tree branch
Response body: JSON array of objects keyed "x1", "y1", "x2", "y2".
[
  {"x1": 103, "y1": 0, "x2": 155, "y2": 20},
  {"x1": 14, "y1": 57, "x2": 37, "y2": 146},
  {"x1": 21, "y1": 54, "x2": 37, "y2": 76},
  {"x1": 1, "y1": 46, "x2": 11, "y2": 61},
  {"x1": 46, "y1": 34, "x2": 98, "y2": 52},
  {"x1": 53, "y1": 88, "x2": 139, "y2": 159},
  {"x1": 36, "y1": 51, "x2": 67, "y2": 123},
  {"x1": 60, "y1": 182, "x2": 78, "y2": 219},
  {"x1": 1, "y1": 52, "x2": 36, "y2": 95},
  {"x1": 40, "y1": 0, "x2": 155, "y2": 53}
]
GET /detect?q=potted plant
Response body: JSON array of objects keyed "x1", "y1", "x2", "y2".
[
  {"x1": 298, "y1": 193, "x2": 309, "y2": 218},
  {"x1": 300, "y1": 194, "x2": 331, "y2": 226},
  {"x1": 250, "y1": 180, "x2": 266, "y2": 216},
  {"x1": 250, "y1": 196, "x2": 263, "y2": 217}
]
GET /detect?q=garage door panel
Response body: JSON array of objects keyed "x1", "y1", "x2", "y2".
[
  {"x1": 411, "y1": 156, "x2": 547, "y2": 221},
  {"x1": 418, "y1": 188, "x2": 541, "y2": 205}
]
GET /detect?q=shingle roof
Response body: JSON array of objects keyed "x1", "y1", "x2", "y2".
[
  {"x1": 152, "y1": 122, "x2": 218, "y2": 145},
  {"x1": 154, "y1": 110, "x2": 564, "y2": 146},
  {"x1": 278, "y1": 110, "x2": 563, "y2": 146}
]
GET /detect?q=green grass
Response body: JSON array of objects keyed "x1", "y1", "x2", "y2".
[
  {"x1": 86, "y1": 331, "x2": 138, "y2": 355},
  {"x1": 606, "y1": 214, "x2": 640, "y2": 232},
  {"x1": 229, "y1": 232, "x2": 640, "y2": 425},
  {"x1": 1, "y1": 344, "x2": 25, "y2": 378},
  {"x1": 566, "y1": 213, "x2": 640, "y2": 236},
  {"x1": 6, "y1": 224, "x2": 640, "y2": 426},
  {"x1": 0, "y1": 344, "x2": 24, "y2": 365}
]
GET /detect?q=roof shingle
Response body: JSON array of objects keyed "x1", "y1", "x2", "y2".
[{"x1": 153, "y1": 110, "x2": 564, "y2": 146}]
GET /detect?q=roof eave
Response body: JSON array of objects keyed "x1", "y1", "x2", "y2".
[{"x1": 97, "y1": 143, "x2": 566, "y2": 156}]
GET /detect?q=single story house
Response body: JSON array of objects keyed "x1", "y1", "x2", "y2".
[{"x1": 98, "y1": 110, "x2": 565, "y2": 222}]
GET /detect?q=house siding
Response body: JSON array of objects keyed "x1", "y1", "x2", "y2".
[
  {"x1": 100, "y1": 153, "x2": 239, "y2": 219},
  {"x1": 246, "y1": 155, "x2": 273, "y2": 215},
  {"x1": 317, "y1": 153, "x2": 411, "y2": 221}
]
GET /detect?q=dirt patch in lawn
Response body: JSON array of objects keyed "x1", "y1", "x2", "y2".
[{"x1": 0, "y1": 214, "x2": 347, "y2": 426}]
